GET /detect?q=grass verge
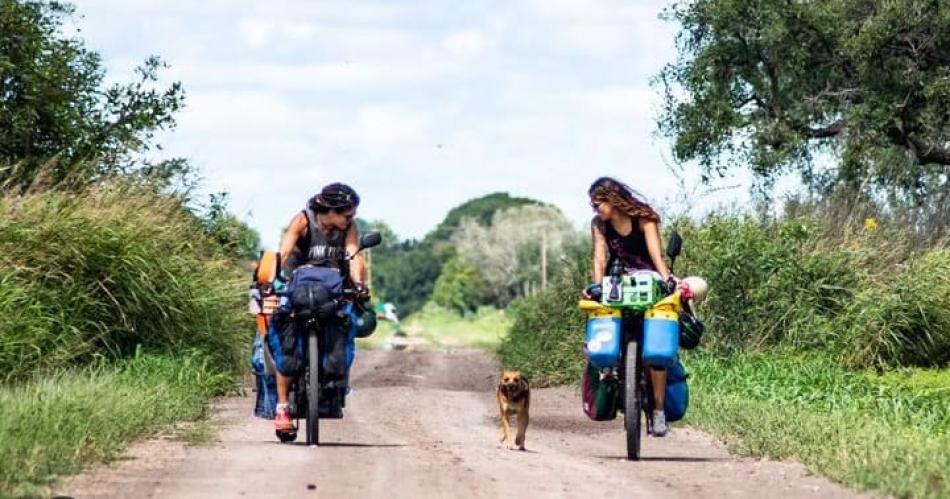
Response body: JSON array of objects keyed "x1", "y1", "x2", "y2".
[
  {"x1": 684, "y1": 351, "x2": 949, "y2": 498},
  {"x1": 0, "y1": 351, "x2": 235, "y2": 498},
  {"x1": 401, "y1": 303, "x2": 511, "y2": 350}
]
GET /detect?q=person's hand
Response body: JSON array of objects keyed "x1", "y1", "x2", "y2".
[
  {"x1": 273, "y1": 269, "x2": 290, "y2": 293},
  {"x1": 582, "y1": 283, "x2": 602, "y2": 301},
  {"x1": 664, "y1": 275, "x2": 680, "y2": 294},
  {"x1": 353, "y1": 282, "x2": 371, "y2": 302}
]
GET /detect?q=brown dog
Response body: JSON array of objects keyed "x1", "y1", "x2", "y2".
[{"x1": 497, "y1": 370, "x2": 530, "y2": 450}]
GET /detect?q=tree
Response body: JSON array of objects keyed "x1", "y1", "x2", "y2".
[
  {"x1": 656, "y1": 0, "x2": 949, "y2": 201},
  {"x1": 202, "y1": 193, "x2": 261, "y2": 261},
  {"x1": 368, "y1": 193, "x2": 546, "y2": 316},
  {"x1": 425, "y1": 192, "x2": 540, "y2": 244},
  {"x1": 454, "y1": 204, "x2": 580, "y2": 305},
  {"x1": 432, "y1": 255, "x2": 486, "y2": 314},
  {"x1": 371, "y1": 240, "x2": 443, "y2": 316},
  {"x1": 0, "y1": 0, "x2": 185, "y2": 186}
]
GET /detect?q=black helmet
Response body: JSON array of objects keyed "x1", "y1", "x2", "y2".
[
  {"x1": 353, "y1": 305, "x2": 378, "y2": 338},
  {"x1": 679, "y1": 313, "x2": 705, "y2": 350},
  {"x1": 312, "y1": 183, "x2": 360, "y2": 210}
]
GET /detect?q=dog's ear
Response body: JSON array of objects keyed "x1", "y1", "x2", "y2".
[{"x1": 519, "y1": 375, "x2": 529, "y2": 389}]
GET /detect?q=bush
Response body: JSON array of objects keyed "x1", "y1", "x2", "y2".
[
  {"x1": 842, "y1": 249, "x2": 950, "y2": 368},
  {"x1": 502, "y1": 206, "x2": 950, "y2": 379},
  {"x1": 0, "y1": 182, "x2": 247, "y2": 380},
  {"x1": 498, "y1": 244, "x2": 590, "y2": 386}
]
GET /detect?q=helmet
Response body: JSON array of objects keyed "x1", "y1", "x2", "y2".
[
  {"x1": 681, "y1": 276, "x2": 708, "y2": 303},
  {"x1": 353, "y1": 304, "x2": 377, "y2": 338},
  {"x1": 312, "y1": 183, "x2": 360, "y2": 210},
  {"x1": 679, "y1": 313, "x2": 705, "y2": 349}
]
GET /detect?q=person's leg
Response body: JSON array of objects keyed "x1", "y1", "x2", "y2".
[
  {"x1": 276, "y1": 373, "x2": 291, "y2": 404},
  {"x1": 649, "y1": 366, "x2": 669, "y2": 436},
  {"x1": 267, "y1": 313, "x2": 298, "y2": 433},
  {"x1": 274, "y1": 373, "x2": 295, "y2": 432},
  {"x1": 650, "y1": 366, "x2": 667, "y2": 407}
]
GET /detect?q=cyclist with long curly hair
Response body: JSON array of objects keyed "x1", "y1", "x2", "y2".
[{"x1": 582, "y1": 176, "x2": 676, "y2": 436}]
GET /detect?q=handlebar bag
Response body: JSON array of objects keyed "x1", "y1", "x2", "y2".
[{"x1": 288, "y1": 266, "x2": 343, "y2": 318}]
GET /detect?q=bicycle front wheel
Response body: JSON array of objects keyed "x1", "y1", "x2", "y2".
[
  {"x1": 306, "y1": 331, "x2": 320, "y2": 445},
  {"x1": 624, "y1": 339, "x2": 641, "y2": 461}
]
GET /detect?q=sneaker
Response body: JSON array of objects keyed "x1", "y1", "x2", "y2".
[
  {"x1": 652, "y1": 410, "x2": 669, "y2": 437},
  {"x1": 275, "y1": 403, "x2": 294, "y2": 433}
]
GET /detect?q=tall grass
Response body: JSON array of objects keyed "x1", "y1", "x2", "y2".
[
  {"x1": 0, "y1": 182, "x2": 247, "y2": 380},
  {"x1": 0, "y1": 351, "x2": 235, "y2": 497},
  {"x1": 673, "y1": 212, "x2": 950, "y2": 368}
]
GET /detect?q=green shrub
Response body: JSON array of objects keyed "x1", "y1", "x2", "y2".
[
  {"x1": 673, "y1": 212, "x2": 949, "y2": 368},
  {"x1": 0, "y1": 182, "x2": 247, "y2": 380},
  {"x1": 841, "y1": 248, "x2": 950, "y2": 368},
  {"x1": 503, "y1": 207, "x2": 949, "y2": 378},
  {"x1": 498, "y1": 248, "x2": 589, "y2": 386}
]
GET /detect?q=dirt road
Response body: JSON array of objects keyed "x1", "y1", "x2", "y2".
[{"x1": 57, "y1": 348, "x2": 863, "y2": 498}]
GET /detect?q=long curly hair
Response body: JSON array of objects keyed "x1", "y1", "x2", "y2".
[{"x1": 588, "y1": 176, "x2": 659, "y2": 222}]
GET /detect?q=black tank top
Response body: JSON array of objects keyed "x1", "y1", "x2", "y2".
[
  {"x1": 292, "y1": 208, "x2": 348, "y2": 269},
  {"x1": 603, "y1": 218, "x2": 655, "y2": 273}
]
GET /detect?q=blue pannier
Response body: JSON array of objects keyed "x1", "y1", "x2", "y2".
[{"x1": 663, "y1": 360, "x2": 689, "y2": 422}]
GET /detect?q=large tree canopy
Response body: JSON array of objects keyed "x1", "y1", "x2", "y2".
[
  {"x1": 657, "y1": 0, "x2": 949, "y2": 201},
  {"x1": 0, "y1": 0, "x2": 184, "y2": 185}
]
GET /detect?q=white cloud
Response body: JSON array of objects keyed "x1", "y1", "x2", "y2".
[
  {"x1": 570, "y1": 86, "x2": 658, "y2": 118},
  {"x1": 555, "y1": 24, "x2": 637, "y2": 59},
  {"x1": 443, "y1": 30, "x2": 492, "y2": 58},
  {"x1": 237, "y1": 19, "x2": 274, "y2": 47},
  {"x1": 179, "y1": 91, "x2": 305, "y2": 136},
  {"x1": 70, "y1": 0, "x2": 719, "y2": 241},
  {"x1": 328, "y1": 105, "x2": 431, "y2": 150},
  {"x1": 166, "y1": 60, "x2": 455, "y2": 93}
]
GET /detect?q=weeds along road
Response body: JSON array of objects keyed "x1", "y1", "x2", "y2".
[{"x1": 58, "y1": 347, "x2": 865, "y2": 499}]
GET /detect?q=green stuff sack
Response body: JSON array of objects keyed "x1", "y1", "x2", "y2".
[{"x1": 582, "y1": 362, "x2": 619, "y2": 421}]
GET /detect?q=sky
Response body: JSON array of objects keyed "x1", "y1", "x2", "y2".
[{"x1": 67, "y1": 0, "x2": 757, "y2": 246}]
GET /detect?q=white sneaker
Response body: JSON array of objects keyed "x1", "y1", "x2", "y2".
[{"x1": 652, "y1": 410, "x2": 669, "y2": 437}]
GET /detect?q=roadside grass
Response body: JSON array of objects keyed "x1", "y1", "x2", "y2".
[
  {"x1": 0, "y1": 351, "x2": 235, "y2": 498},
  {"x1": 684, "y1": 351, "x2": 949, "y2": 499},
  {"x1": 0, "y1": 183, "x2": 247, "y2": 382},
  {"x1": 401, "y1": 302, "x2": 511, "y2": 350}
]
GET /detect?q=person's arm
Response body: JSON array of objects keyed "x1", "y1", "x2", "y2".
[
  {"x1": 278, "y1": 213, "x2": 307, "y2": 272},
  {"x1": 344, "y1": 223, "x2": 365, "y2": 284},
  {"x1": 591, "y1": 217, "x2": 608, "y2": 283},
  {"x1": 640, "y1": 219, "x2": 671, "y2": 281}
]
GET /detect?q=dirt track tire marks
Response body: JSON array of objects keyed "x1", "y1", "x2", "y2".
[{"x1": 56, "y1": 349, "x2": 866, "y2": 499}]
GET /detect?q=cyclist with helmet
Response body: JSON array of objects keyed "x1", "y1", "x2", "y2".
[
  {"x1": 582, "y1": 176, "x2": 676, "y2": 437},
  {"x1": 271, "y1": 182, "x2": 368, "y2": 435}
]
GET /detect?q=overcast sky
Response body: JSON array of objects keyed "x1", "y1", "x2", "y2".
[{"x1": 68, "y1": 0, "x2": 753, "y2": 246}]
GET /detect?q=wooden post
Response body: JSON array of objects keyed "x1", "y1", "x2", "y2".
[
  {"x1": 540, "y1": 232, "x2": 548, "y2": 291},
  {"x1": 365, "y1": 248, "x2": 372, "y2": 288}
]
